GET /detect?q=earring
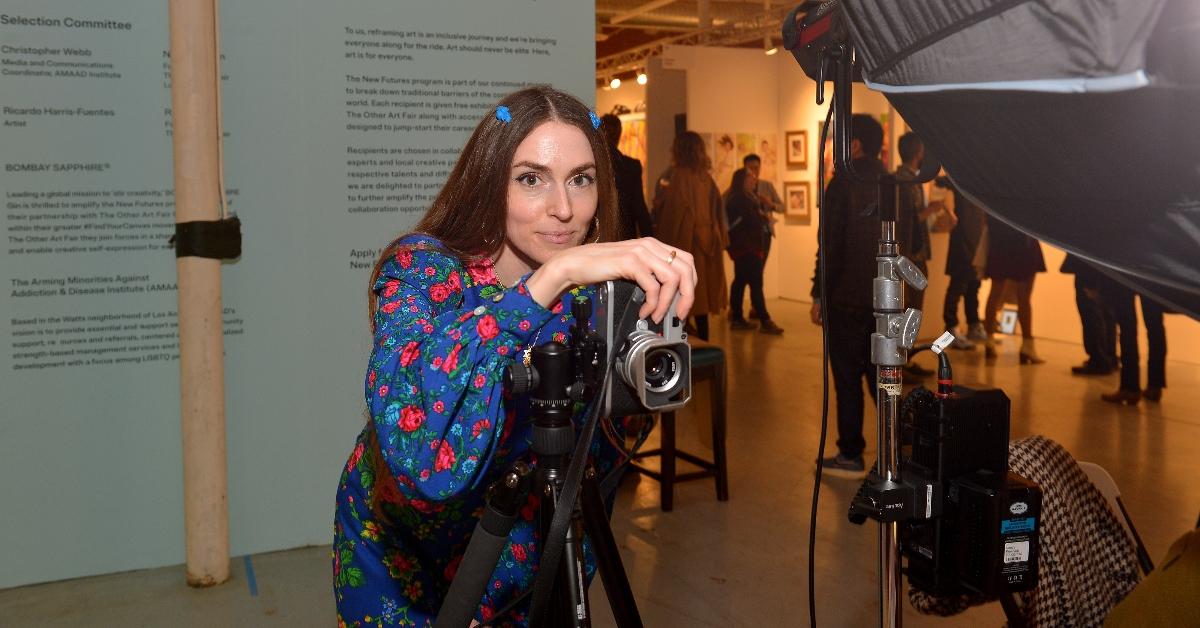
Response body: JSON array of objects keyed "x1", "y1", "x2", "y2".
[
  {"x1": 589, "y1": 217, "x2": 601, "y2": 243},
  {"x1": 481, "y1": 223, "x2": 499, "y2": 249}
]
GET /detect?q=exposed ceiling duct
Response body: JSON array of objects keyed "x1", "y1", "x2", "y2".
[{"x1": 595, "y1": 1, "x2": 800, "y2": 80}]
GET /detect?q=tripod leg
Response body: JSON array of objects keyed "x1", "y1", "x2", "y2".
[
  {"x1": 540, "y1": 477, "x2": 589, "y2": 627},
  {"x1": 581, "y1": 471, "x2": 644, "y2": 628},
  {"x1": 435, "y1": 463, "x2": 531, "y2": 628}
]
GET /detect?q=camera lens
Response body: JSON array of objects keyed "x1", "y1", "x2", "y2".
[{"x1": 643, "y1": 348, "x2": 681, "y2": 393}]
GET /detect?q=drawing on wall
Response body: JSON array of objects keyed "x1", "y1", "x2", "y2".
[
  {"x1": 712, "y1": 133, "x2": 737, "y2": 191},
  {"x1": 617, "y1": 115, "x2": 647, "y2": 169},
  {"x1": 756, "y1": 133, "x2": 778, "y2": 182}
]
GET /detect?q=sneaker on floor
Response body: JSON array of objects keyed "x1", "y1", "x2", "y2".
[
  {"x1": 730, "y1": 319, "x2": 756, "y2": 331},
  {"x1": 818, "y1": 453, "x2": 867, "y2": 479},
  {"x1": 948, "y1": 332, "x2": 976, "y2": 350},
  {"x1": 967, "y1": 322, "x2": 987, "y2": 341},
  {"x1": 759, "y1": 320, "x2": 785, "y2": 335}
]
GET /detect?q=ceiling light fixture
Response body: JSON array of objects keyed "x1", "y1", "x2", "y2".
[
  {"x1": 610, "y1": 76, "x2": 622, "y2": 89},
  {"x1": 764, "y1": 35, "x2": 779, "y2": 56},
  {"x1": 637, "y1": 71, "x2": 648, "y2": 85}
]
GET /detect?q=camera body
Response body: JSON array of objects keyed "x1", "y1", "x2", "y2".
[
  {"x1": 505, "y1": 281, "x2": 692, "y2": 419},
  {"x1": 597, "y1": 280, "x2": 692, "y2": 417}
]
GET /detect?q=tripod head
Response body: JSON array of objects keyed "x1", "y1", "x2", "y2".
[{"x1": 504, "y1": 295, "x2": 609, "y2": 463}]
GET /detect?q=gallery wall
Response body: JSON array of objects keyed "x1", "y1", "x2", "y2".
[{"x1": 0, "y1": 0, "x2": 595, "y2": 588}]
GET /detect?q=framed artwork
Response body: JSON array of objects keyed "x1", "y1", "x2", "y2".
[
  {"x1": 785, "y1": 130, "x2": 808, "y2": 169},
  {"x1": 783, "y1": 181, "x2": 812, "y2": 224}
]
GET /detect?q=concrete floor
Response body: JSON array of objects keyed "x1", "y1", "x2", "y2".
[{"x1": 4, "y1": 298, "x2": 1198, "y2": 627}]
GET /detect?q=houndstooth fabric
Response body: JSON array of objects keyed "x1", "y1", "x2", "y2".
[{"x1": 908, "y1": 435, "x2": 1142, "y2": 626}]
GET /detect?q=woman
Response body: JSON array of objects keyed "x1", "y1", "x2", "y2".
[
  {"x1": 982, "y1": 218, "x2": 1046, "y2": 363},
  {"x1": 653, "y1": 131, "x2": 728, "y2": 340},
  {"x1": 333, "y1": 86, "x2": 697, "y2": 626},
  {"x1": 724, "y1": 168, "x2": 783, "y2": 334}
]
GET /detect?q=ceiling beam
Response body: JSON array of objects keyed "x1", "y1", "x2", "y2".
[{"x1": 609, "y1": 0, "x2": 679, "y2": 26}]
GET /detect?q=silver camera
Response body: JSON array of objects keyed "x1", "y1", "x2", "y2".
[{"x1": 597, "y1": 280, "x2": 692, "y2": 415}]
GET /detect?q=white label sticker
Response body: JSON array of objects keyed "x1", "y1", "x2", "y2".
[
  {"x1": 1004, "y1": 541, "x2": 1030, "y2": 564},
  {"x1": 1010, "y1": 501, "x2": 1028, "y2": 515},
  {"x1": 931, "y1": 331, "x2": 955, "y2": 355}
]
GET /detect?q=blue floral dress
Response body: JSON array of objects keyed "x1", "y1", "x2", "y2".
[{"x1": 333, "y1": 235, "x2": 617, "y2": 627}]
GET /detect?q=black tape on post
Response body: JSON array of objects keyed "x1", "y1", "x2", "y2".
[{"x1": 171, "y1": 215, "x2": 242, "y2": 259}]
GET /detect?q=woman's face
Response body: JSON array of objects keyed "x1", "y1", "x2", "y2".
[
  {"x1": 743, "y1": 171, "x2": 758, "y2": 195},
  {"x1": 501, "y1": 120, "x2": 598, "y2": 272}
]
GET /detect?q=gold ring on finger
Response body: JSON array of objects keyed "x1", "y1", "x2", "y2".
[{"x1": 666, "y1": 249, "x2": 677, "y2": 265}]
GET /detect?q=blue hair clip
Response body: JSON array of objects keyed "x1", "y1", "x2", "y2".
[
  {"x1": 589, "y1": 111, "x2": 601, "y2": 130},
  {"x1": 495, "y1": 106, "x2": 512, "y2": 124}
]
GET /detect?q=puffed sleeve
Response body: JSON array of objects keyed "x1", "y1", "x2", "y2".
[{"x1": 365, "y1": 238, "x2": 554, "y2": 501}]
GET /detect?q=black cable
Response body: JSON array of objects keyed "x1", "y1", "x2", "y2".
[{"x1": 808, "y1": 102, "x2": 836, "y2": 628}]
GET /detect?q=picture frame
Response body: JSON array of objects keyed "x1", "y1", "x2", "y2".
[
  {"x1": 783, "y1": 181, "x2": 812, "y2": 224},
  {"x1": 785, "y1": 130, "x2": 808, "y2": 169}
]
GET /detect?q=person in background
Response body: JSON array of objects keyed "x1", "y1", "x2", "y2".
[
  {"x1": 809, "y1": 114, "x2": 887, "y2": 479},
  {"x1": 894, "y1": 132, "x2": 952, "y2": 372},
  {"x1": 1100, "y1": 283, "x2": 1168, "y2": 405},
  {"x1": 725, "y1": 167, "x2": 783, "y2": 334},
  {"x1": 654, "y1": 131, "x2": 728, "y2": 340},
  {"x1": 741, "y1": 153, "x2": 783, "y2": 321},
  {"x1": 599, "y1": 113, "x2": 654, "y2": 240},
  {"x1": 1061, "y1": 253, "x2": 1118, "y2": 375},
  {"x1": 941, "y1": 178, "x2": 988, "y2": 349},
  {"x1": 742, "y1": 153, "x2": 783, "y2": 247},
  {"x1": 982, "y1": 218, "x2": 1046, "y2": 363},
  {"x1": 332, "y1": 86, "x2": 698, "y2": 626}
]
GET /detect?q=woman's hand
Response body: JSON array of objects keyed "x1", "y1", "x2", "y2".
[{"x1": 526, "y1": 238, "x2": 698, "y2": 323}]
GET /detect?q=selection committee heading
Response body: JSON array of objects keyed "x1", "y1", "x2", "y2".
[{"x1": 1, "y1": 14, "x2": 132, "y2": 30}]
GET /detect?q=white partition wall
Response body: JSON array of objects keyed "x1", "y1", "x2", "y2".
[{"x1": 1, "y1": 0, "x2": 594, "y2": 588}]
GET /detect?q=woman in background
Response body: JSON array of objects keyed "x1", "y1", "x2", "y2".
[
  {"x1": 724, "y1": 167, "x2": 783, "y2": 334},
  {"x1": 653, "y1": 131, "x2": 728, "y2": 339},
  {"x1": 982, "y1": 218, "x2": 1046, "y2": 363}
]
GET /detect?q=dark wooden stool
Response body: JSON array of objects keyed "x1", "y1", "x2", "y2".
[{"x1": 630, "y1": 343, "x2": 728, "y2": 511}]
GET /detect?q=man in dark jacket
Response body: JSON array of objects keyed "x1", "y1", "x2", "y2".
[
  {"x1": 599, "y1": 114, "x2": 654, "y2": 240},
  {"x1": 810, "y1": 114, "x2": 886, "y2": 479}
]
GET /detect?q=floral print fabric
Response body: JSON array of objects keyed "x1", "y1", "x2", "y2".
[{"x1": 333, "y1": 235, "x2": 614, "y2": 627}]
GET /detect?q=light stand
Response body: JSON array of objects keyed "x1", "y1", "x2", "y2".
[
  {"x1": 866, "y1": 181, "x2": 927, "y2": 627},
  {"x1": 786, "y1": 11, "x2": 934, "y2": 625}
]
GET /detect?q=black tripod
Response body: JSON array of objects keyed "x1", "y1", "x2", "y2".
[{"x1": 435, "y1": 297, "x2": 643, "y2": 628}]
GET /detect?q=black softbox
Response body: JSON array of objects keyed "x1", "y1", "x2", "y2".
[{"x1": 827, "y1": 0, "x2": 1200, "y2": 318}]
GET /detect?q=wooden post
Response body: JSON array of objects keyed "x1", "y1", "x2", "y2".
[{"x1": 169, "y1": 0, "x2": 230, "y2": 587}]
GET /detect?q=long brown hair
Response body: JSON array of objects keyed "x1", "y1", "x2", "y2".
[
  {"x1": 671, "y1": 131, "x2": 711, "y2": 171},
  {"x1": 369, "y1": 86, "x2": 619, "y2": 313},
  {"x1": 363, "y1": 86, "x2": 619, "y2": 520}
]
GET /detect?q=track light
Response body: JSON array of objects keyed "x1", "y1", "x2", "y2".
[
  {"x1": 610, "y1": 76, "x2": 621, "y2": 89},
  {"x1": 764, "y1": 35, "x2": 778, "y2": 55},
  {"x1": 637, "y1": 71, "x2": 647, "y2": 85}
]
